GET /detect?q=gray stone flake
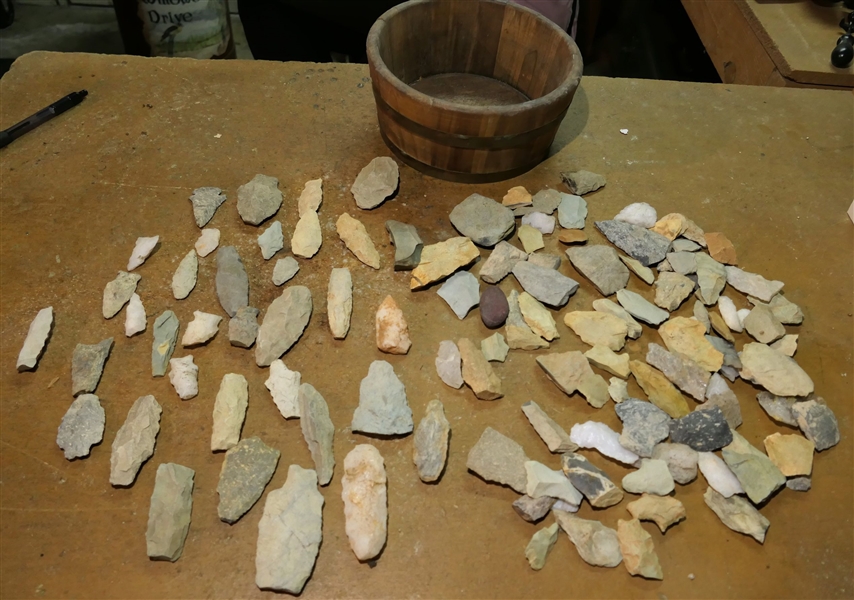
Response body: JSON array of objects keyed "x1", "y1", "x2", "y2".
[
  {"x1": 189, "y1": 187, "x2": 226, "y2": 228},
  {"x1": 595, "y1": 220, "x2": 671, "y2": 267},
  {"x1": 102, "y1": 271, "x2": 140, "y2": 319},
  {"x1": 298, "y1": 383, "x2": 335, "y2": 486},
  {"x1": 646, "y1": 342, "x2": 709, "y2": 402},
  {"x1": 385, "y1": 220, "x2": 423, "y2": 270},
  {"x1": 146, "y1": 463, "x2": 194, "y2": 562},
  {"x1": 615, "y1": 399, "x2": 672, "y2": 458},
  {"x1": 71, "y1": 338, "x2": 113, "y2": 396},
  {"x1": 353, "y1": 361, "x2": 413, "y2": 436},
  {"x1": 437, "y1": 271, "x2": 480, "y2": 320},
  {"x1": 512, "y1": 261, "x2": 579, "y2": 308},
  {"x1": 449, "y1": 193, "x2": 515, "y2": 247},
  {"x1": 110, "y1": 395, "x2": 162, "y2": 486},
  {"x1": 255, "y1": 286, "x2": 312, "y2": 367},
  {"x1": 412, "y1": 399, "x2": 450, "y2": 482},
  {"x1": 466, "y1": 427, "x2": 529, "y2": 493},
  {"x1": 151, "y1": 311, "x2": 179, "y2": 377},
  {"x1": 237, "y1": 174, "x2": 282, "y2": 225},
  {"x1": 217, "y1": 436, "x2": 280, "y2": 524},
  {"x1": 56, "y1": 394, "x2": 105, "y2": 460},
  {"x1": 216, "y1": 246, "x2": 250, "y2": 318},
  {"x1": 566, "y1": 245, "x2": 629, "y2": 296}
]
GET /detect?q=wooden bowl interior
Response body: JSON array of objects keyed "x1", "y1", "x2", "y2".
[{"x1": 375, "y1": 0, "x2": 575, "y2": 104}]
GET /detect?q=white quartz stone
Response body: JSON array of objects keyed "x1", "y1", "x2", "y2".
[
  {"x1": 194, "y1": 228, "x2": 220, "y2": 257},
  {"x1": 168, "y1": 355, "x2": 198, "y2": 400},
  {"x1": 614, "y1": 203, "x2": 657, "y2": 228},
  {"x1": 265, "y1": 360, "x2": 301, "y2": 419},
  {"x1": 717, "y1": 296, "x2": 743, "y2": 332},
  {"x1": 552, "y1": 499, "x2": 580, "y2": 513},
  {"x1": 698, "y1": 451, "x2": 744, "y2": 498},
  {"x1": 569, "y1": 421, "x2": 640, "y2": 465},
  {"x1": 181, "y1": 311, "x2": 222, "y2": 347},
  {"x1": 521, "y1": 212, "x2": 556, "y2": 235},
  {"x1": 128, "y1": 236, "x2": 159, "y2": 271},
  {"x1": 124, "y1": 293, "x2": 146, "y2": 337},
  {"x1": 737, "y1": 308, "x2": 751, "y2": 327},
  {"x1": 341, "y1": 444, "x2": 387, "y2": 561}
]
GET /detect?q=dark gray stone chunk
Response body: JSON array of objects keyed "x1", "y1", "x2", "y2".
[
  {"x1": 566, "y1": 245, "x2": 629, "y2": 296},
  {"x1": 791, "y1": 398, "x2": 840, "y2": 451},
  {"x1": 512, "y1": 261, "x2": 579, "y2": 308},
  {"x1": 615, "y1": 398, "x2": 672, "y2": 457},
  {"x1": 595, "y1": 220, "x2": 672, "y2": 266},
  {"x1": 386, "y1": 220, "x2": 423, "y2": 271},
  {"x1": 71, "y1": 338, "x2": 113, "y2": 396},
  {"x1": 216, "y1": 246, "x2": 249, "y2": 317},
  {"x1": 756, "y1": 392, "x2": 798, "y2": 426},
  {"x1": 561, "y1": 170, "x2": 606, "y2": 195},
  {"x1": 513, "y1": 495, "x2": 555, "y2": 523},
  {"x1": 669, "y1": 407, "x2": 733, "y2": 452},
  {"x1": 151, "y1": 311, "x2": 179, "y2": 377},
  {"x1": 217, "y1": 437, "x2": 280, "y2": 524},
  {"x1": 561, "y1": 452, "x2": 623, "y2": 508},
  {"x1": 449, "y1": 194, "x2": 515, "y2": 247},
  {"x1": 531, "y1": 189, "x2": 563, "y2": 214},
  {"x1": 700, "y1": 374, "x2": 743, "y2": 429}
]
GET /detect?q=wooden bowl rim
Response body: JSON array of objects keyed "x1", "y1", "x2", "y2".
[{"x1": 366, "y1": 0, "x2": 583, "y2": 117}]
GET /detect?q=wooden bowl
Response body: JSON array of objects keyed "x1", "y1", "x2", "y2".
[{"x1": 367, "y1": 0, "x2": 583, "y2": 183}]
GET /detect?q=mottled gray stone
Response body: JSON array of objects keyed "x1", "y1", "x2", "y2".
[
  {"x1": 351, "y1": 156, "x2": 399, "y2": 209},
  {"x1": 217, "y1": 437, "x2": 280, "y2": 523},
  {"x1": 786, "y1": 476, "x2": 811, "y2": 492},
  {"x1": 615, "y1": 289, "x2": 669, "y2": 325},
  {"x1": 756, "y1": 392, "x2": 798, "y2": 426},
  {"x1": 228, "y1": 306, "x2": 259, "y2": 349},
  {"x1": 237, "y1": 174, "x2": 282, "y2": 225},
  {"x1": 722, "y1": 430, "x2": 785, "y2": 504},
  {"x1": 146, "y1": 463, "x2": 194, "y2": 562},
  {"x1": 299, "y1": 383, "x2": 335, "y2": 485},
  {"x1": 110, "y1": 395, "x2": 162, "y2": 486},
  {"x1": 557, "y1": 193, "x2": 587, "y2": 229},
  {"x1": 56, "y1": 394, "x2": 105, "y2": 460},
  {"x1": 512, "y1": 261, "x2": 579, "y2": 308},
  {"x1": 102, "y1": 271, "x2": 140, "y2": 319},
  {"x1": 513, "y1": 495, "x2": 555, "y2": 522},
  {"x1": 669, "y1": 407, "x2": 732, "y2": 452},
  {"x1": 151, "y1": 311, "x2": 179, "y2": 377},
  {"x1": 531, "y1": 189, "x2": 563, "y2": 214},
  {"x1": 479, "y1": 241, "x2": 527, "y2": 283},
  {"x1": 704, "y1": 487, "x2": 769, "y2": 543},
  {"x1": 791, "y1": 398, "x2": 840, "y2": 451},
  {"x1": 566, "y1": 245, "x2": 629, "y2": 296},
  {"x1": 654, "y1": 272, "x2": 695, "y2": 311},
  {"x1": 413, "y1": 399, "x2": 450, "y2": 482},
  {"x1": 651, "y1": 442, "x2": 698, "y2": 484},
  {"x1": 189, "y1": 186, "x2": 226, "y2": 227},
  {"x1": 700, "y1": 374, "x2": 743, "y2": 429},
  {"x1": 561, "y1": 452, "x2": 623, "y2": 508},
  {"x1": 255, "y1": 286, "x2": 312, "y2": 367},
  {"x1": 216, "y1": 246, "x2": 249, "y2": 317},
  {"x1": 255, "y1": 465, "x2": 323, "y2": 594},
  {"x1": 272, "y1": 257, "x2": 299, "y2": 286},
  {"x1": 466, "y1": 427, "x2": 529, "y2": 493},
  {"x1": 437, "y1": 271, "x2": 480, "y2": 320},
  {"x1": 646, "y1": 342, "x2": 709, "y2": 402},
  {"x1": 595, "y1": 220, "x2": 671, "y2": 266},
  {"x1": 615, "y1": 399, "x2": 672, "y2": 458},
  {"x1": 561, "y1": 170, "x2": 607, "y2": 195},
  {"x1": 386, "y1": 220, "x2": 423, "y2": 270},
  {"x1": 16, "y1": 307, "x2": 53, "y2": 372},
  {"x1": 353, "y1": 361, "x2": 413, "y2": 436},
  {"x1": 71, "y1": 338, "x2": 113, "y2": 396},
  {"x1": 450, "y1": 193, "x2": 515, "y2": 247}
]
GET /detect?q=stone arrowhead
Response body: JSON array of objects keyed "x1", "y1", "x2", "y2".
[
  {"x1": 629, "y1": 361, "x2": 690, "y2": 418},
  {"x1": 217, "y1": 437, "x2": 280, "y2": 524},
  {"x1": 353, "y1": 361, "x2": 413, "y2": 436},
  {"x1": 110, "y1": 395, "x2": 162, "y2": 486},
  {"x1": 255, "y1": 286, "x2": 312, "y2": 367},
  {"x1": 291, "y1": 212, "x2": 322, "y2": 259},
  {"x1": 435, "y1": 340, "x2": 463, "y2": 389},
  {"x1": 189, "y1": 186, "x2": 226, "y2": 227},
  {"x1": 237, "y1": 174, "x2": 282, "y2": 225},
  {"x1": 413, "y1": 399, "x2": 450, "y2": 483},
  {"x1": 146, "y1": 463, "x2": 194, "y2": 562},
  {"x1": 151, "y1": 311, "x2": 179, "y2": 377},
  {"x1": 791, "y1": 397, "x2": 839, "y2": 451},
  {"x1": 336, "y1": 213, "x2": 380, "y2": 269},
  {"x1": 56, "y1": 394, "x2": 105, "y2": 460},
  {"x1": 171, "y1": 250, "x2": 198, "y2": 300},
  {"x1": 211, "y1": 374, "x2": 249, "y2": 451},
  {"x1": 103, "y1": 271, "x2": 140, "y2": 319},
  {"x1": 342, "y1": 445, "x2": 387, "y2": 560},
  {"x1": 298, "y1": 383, "x2": 335, "y2": 485},
  {"x1": 215, "y1": 246, "x2": 249, "y2": 317},
  {"x1": 376, "y1": 295, "x2": 411, "y2": 355},
  {"x1": 616, "y1": 399, "x2": 672, "y2": 458},
  {"x1": 258, "y1": 221, "x2": 285, "y2": 260},
  {"x1": 71, "y1": 338, "x2": 113, "y2": 396},
  {"x1": 255, "y1": 465, "x2": 323, "y2": 594},
  {"x1": 351, "y1": 157, "x2": 399, "y2": 209},
  {"x1": 16, "y1": 306, "x2": 53, "y2": 371}
]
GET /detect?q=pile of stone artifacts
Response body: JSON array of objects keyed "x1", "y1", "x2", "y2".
[{"x1": 15, "y1": 154, "x2": 839, "y2": 592}]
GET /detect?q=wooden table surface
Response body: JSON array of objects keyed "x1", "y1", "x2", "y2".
[
  {"x1": 0, "y1": 52, "x2": 852, "y2": 599},
  {"x1": 684, "y1": 0, "x2": 854, "y2": 88}
]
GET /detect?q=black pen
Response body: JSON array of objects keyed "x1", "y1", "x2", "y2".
[{"x1": 0, "y1": 90, "x2": 88, "y2": 150}]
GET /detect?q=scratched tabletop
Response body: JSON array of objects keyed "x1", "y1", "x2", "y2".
[{"x1": 0, "y1": 52, "x2": 852, "y2": 599}]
